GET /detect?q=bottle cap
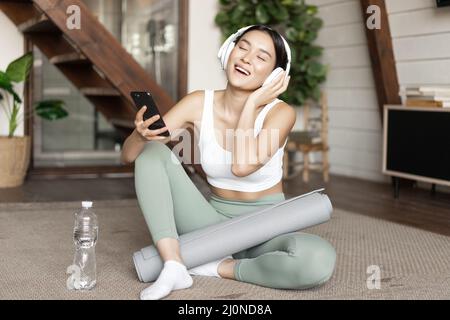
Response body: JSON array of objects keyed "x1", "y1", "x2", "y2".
[{"x1": 82, "y1": 201, "x2": 93, "y2": 208}]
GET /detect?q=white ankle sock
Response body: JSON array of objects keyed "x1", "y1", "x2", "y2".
[
  {"x1": 140, "y1": 260, "x2": 193, "y2": 300},
  {"x1": 188, "y1": 255, "x2": 233, "y2": 278}
]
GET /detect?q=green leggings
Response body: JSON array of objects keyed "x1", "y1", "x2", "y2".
[{"x1": 134, "y1": 141, "x2": 336, "y2": 290}]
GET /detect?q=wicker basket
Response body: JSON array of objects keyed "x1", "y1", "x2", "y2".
[{"x1": 0, "y1": 136, "x2": 31, "y2": 188}]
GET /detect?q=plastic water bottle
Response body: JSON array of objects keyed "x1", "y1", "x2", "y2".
[{"x1": 71, "y1": 201, "x2": 98, "y2": 290}]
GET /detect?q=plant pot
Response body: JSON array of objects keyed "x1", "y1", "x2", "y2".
[{"x1": 0, "y1": 136, "x2": 31, "y2": 188}]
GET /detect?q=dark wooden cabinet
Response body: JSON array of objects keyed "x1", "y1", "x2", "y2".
[{"x1": 382, "y1": 105, "x2": 450, "y2": 197}]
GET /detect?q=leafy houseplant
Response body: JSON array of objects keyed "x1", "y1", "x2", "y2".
[
  {"x1": 0, "y1": 52, "x2": 68, "y2": 188},
  {"x1": 215, "y1": 0, "x2": 328, "y2": 106}
]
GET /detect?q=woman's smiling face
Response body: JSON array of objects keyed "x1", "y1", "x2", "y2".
[{"x1": 226, "y1": 30, "x2": 277, "y2": 90}]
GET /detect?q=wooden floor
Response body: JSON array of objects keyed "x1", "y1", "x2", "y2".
[{"x1": 1, "y1": 172, "x2": 449, "y2": 237}]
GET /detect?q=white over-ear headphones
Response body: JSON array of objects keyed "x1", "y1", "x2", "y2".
[{"x1": 217, "y1": 25, "x2": 291, "y2": 86}]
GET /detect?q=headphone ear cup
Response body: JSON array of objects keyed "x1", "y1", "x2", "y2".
[
  {"x1": 218, "y1": 30, "x2": 242, "y2": 70},
  {"x1": 218, "y1": 33, "x2": 236, "y2": 69},
  {"x1": 262, "y1": 67, "x2": 284, "y2": 87},
  {"x1": 222, "y1": 42, "x2": 236, "y2": 70}
]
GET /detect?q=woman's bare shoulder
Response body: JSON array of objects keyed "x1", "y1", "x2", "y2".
[
  {"x1": 266, "y1": 100, "x2": 297, "y2": 127},
  {"x1": 172, "y1": 90, "x2": 205, "y2": 124},
  {"x1": 180, "y1": 90, "x2": 204, "y2": 107}
]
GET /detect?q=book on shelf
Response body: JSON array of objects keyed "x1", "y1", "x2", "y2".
[
  {"x1": 400, "y1": 86, "x2": 450, "y2": 108},
  {"x1": 401, "y1": 86, "x2": 450, "y2": 95},
  {"x1": 405, "y1": 99, "x2": 450, "y2": 108},
  {"x1": 404, "y1": 95, "x2": 450, "y2": 101}
]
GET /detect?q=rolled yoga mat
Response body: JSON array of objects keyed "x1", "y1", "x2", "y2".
[{"x1": 133, "y1": 188, "x2": 333, "y2": 283}]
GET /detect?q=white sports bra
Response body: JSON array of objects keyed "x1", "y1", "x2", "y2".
[{"x1": 198, "y1": 90, "x2": 287, "y2": 192}]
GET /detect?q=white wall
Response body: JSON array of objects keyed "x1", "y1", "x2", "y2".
[
  {"x1": 187, "y1": 0, "x2": 227, "y2": 92},
  {"x1": 387, "y1": 0, "x2": 450, "y2": 90},
  {"x1": 0, "y1": 11, "x2": 24, "y2": 137},
  {"x1": 309, "y1": 0, "x2": 388, "y2": 182}
]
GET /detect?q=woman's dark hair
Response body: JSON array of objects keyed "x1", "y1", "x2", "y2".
[{"x1": 233, "y1": 25, "x2": 289, "y2": 71}]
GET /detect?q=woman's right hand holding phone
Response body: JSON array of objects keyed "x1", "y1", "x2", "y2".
[{"x1": 134, "y1": 106, "x2": 169, "y2": 141}]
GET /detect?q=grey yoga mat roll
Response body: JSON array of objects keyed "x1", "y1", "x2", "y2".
[{"x1": 133, "y1": 189, "x2": 333, "y2": 283}]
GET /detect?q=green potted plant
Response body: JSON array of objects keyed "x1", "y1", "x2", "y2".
[
  {"x1": 0, "y1": 52, "x2": 68, "y2": 188},
  {"x1": 215, "y1": 0, "x2": 328, "y2": 106}
]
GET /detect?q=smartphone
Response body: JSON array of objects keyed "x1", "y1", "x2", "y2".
[{"x1": 130, "y1": 91, "x2": 170, "y2": 137}]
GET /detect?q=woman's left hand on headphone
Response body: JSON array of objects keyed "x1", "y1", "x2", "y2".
[{"x1": 247, "y1": 71, "x2": 290, "y2": 108}]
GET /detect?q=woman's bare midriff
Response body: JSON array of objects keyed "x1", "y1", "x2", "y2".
[{"x1": 209, "y1": 180, "x2": 283, "y2": 201}]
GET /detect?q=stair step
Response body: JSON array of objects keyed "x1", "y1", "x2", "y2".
[
  {"x1": 18, "y1": 14, "x2": 60, "y2": 33},
  {"x1": 49, "y1": 52, "x2": 90, "y2": 65},
  {"x1": 0, "y1": 2, "x2": 38, "y2": 26},
  {"x1": 80, "y1": 87, "x2": 121, "y2": 97}
]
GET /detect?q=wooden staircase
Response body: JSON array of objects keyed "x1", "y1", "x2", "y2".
[{"x1": 0, "y1": 0, "x2": 185, "y2": 177}]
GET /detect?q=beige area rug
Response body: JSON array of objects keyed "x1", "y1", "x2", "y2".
[{"x1": 0, "y1": 199, "x2": 449, "y2": 300}]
